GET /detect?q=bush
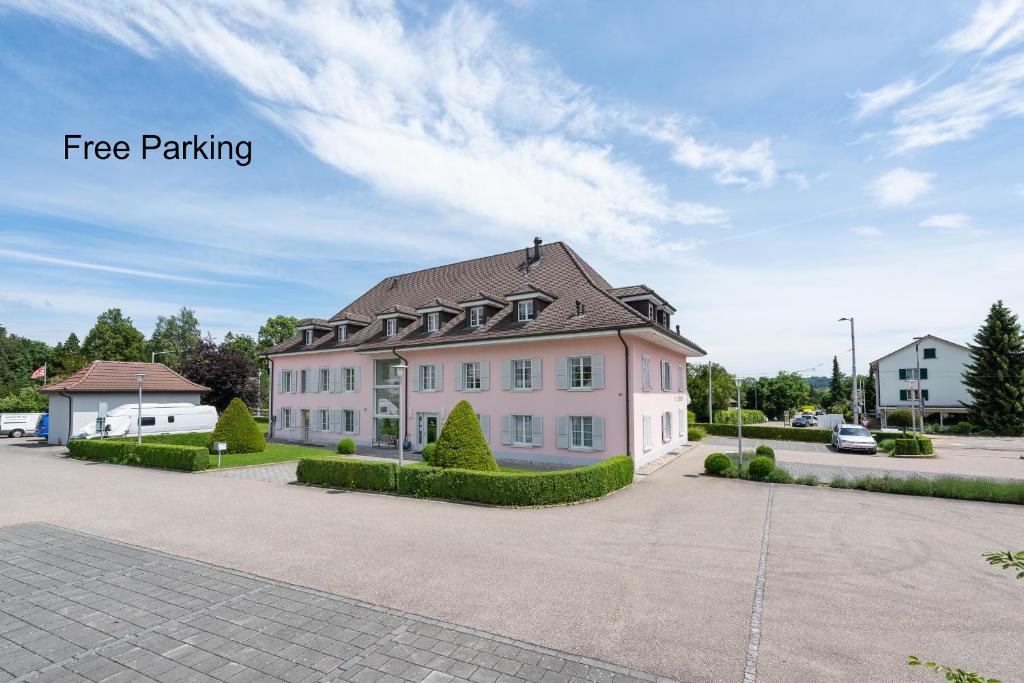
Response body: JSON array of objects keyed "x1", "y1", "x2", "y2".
[
  {"x1": 687, "y1": 426, "x2": 706, "y2": 442},
  {"x1": 67, "y1": 439, "x2": 208, "y2": 471},
  {"x1": 795, "y1": 474, "x2": 819, "y2": 486},
  {"x1": 755, "y1": 444, "x2": 775, "y2": 460},
  {"x1": 687, "y1": 409, "x2": 697, "y2": 425},
  {"x1": 253, "y1": 415, "x2": 268, "y2": 424},
  {"x1": 208, "y1": 398, "x2": 265, "y2": 454},
  {"x1": 747, "y1": 456, "x2": 775, "y2": 481},
  {"x1": 948, "y1": 421, "x2": 974, "y2": 434},
  {"x1": 713, "y1": 409, "x2": 767, "y2": 425},
  {"x1": 336, "y1": 438, "x2": 356, "y2": 455},
  {"x1": 767, "y1": 467, "x2": 793, "y2": 484},
  {"x1": 420, "y1": 442, "x2": 437, "y2": 464},
  {"x1": 917, "y1": 436, "x2": 934, "y2": 455},
  {"x1": 887, "y1": 409, "x2": 913, "y2": 431},
  {"x1": 398, "y1": 456, "x2": 634, "y2": 506},
  {"x1": 704, "y1": 452, "x2": 732, "y2": 475},
  {"x1": 137, "y1": 432, "x2": 211, "y2": 447},
  {"x1": 830, "y1": 477, "x2": 852, "y2": 488},
  {"x1": 432, "y1": 400, "x2": 498, "y2": 471},
  {"x1": 68, "y1": 439, "x2": 137, "y2": 464},
  {"x1": 695, "y1": 423, "x2": 832, "y2": 443},
  {"x1": 827, "y1": 475, "x2": 1024, "y2": 505},
  {"x1": 891, "y1": 438, "x2": 921, "y2": 455},
  {"x1": 296, "y1": 457, "x2": 397, "y2": 491}
]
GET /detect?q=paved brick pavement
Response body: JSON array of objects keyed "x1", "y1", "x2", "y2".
[
  {"x1": 209, "y1": 463, "x2": 299, "y2": 485},
  {"x1": 0, "y1": 523, "x2": 663, "y2": 683}
]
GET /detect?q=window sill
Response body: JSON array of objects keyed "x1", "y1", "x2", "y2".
[
  {"x1": 510, "y1": 443, "x2": 538, "y2": 448},
  {"x1": 566, "y1": 386, "x2": 595, "y2": 392},
  {"x1": 567, "y1": 446, "x2": 598, "y2": 452}
]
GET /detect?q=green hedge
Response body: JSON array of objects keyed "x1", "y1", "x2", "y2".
[
  {"x1": 831, "y1": 475, "x2": 1024, "y2": 505},
  {"x1": 917, "y1": 436, "x2": 934, "y2": 455},
  {"x1": 135, "y1": 432, "x2": 211, "y2": 447},
  {"x1": 713, "y1": 409, "x2": 767, "y2": 425},
  {"x1": 67, "y1": 439, "x2": 208, "y2": 471},
  {"x1": 695, "y1": 423, "x2": 833, "y2": 443},
  {"x1": 296, "y1": 456, "x2": 634, "y2": 506},
  {"x1": 253, "y1": 415, "x2": 268, "y2": 424},
  {"x1": 891, "y1": 438, "x2": 921, "y2": 455},
  {"x1": 687, "y1": 426, "x2": 706, "y2": 441}
]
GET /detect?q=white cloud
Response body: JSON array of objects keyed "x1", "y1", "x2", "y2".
[
  {"x1": 867, "y1": 168, "x2": 935, "y2": 206},
  {"x1": 6, "y1": 0, "x2": 742, "y2": 255},
  {"x1": 852, "y1": 79, "x2": 922, "y2": 120},
  {"x1": 940, "y1": 0, "x2": 1024, "y2": 54},
  {"x1": 919, "y1": 213, "x2": 977, "y2": 232},
  {"x1": 850, "y1": 225, "x2": 883, "y2": 237},
  {"x1": 0, "y1": 248, "x2": 233, "y2": 286}
]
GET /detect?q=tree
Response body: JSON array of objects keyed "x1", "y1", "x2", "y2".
[
  {"x1": 208, "y1": 397, "x2": 265, "y2": 453},
  {"x1": 223, "y1": 332, "x2": 259, "y2": 366},
  {"x1": 0, "y1": 386, "x2": 48, "y2": 412},
  {"x1": 0, "y1": 325, "x2": 53, "y2": 396},
  {"x1": 686, "y1": 362, "x2": 736, "y2": 422},
  {"x1": 888, "y1": 408, "x2": 913, "y2": 433},
  {"x1": 432, "y1": 400, "x2": 498, "y2": 471},
  {"x1": 148, "y1": 307, "x2": 202, "y2": 370},
  {"x1": 827, "y1": 356, "x2": 844, "y2": 405},
  {"x1": 257, "y1": 315, "x2": 299, "y2": 352},
  {"x1": 81, "y1": 309, "x2": 146, "y2": 362},
  {"x1": 179, "y1": 336, "x2": 259, "y2": 412},
  {"x1": 53, "y1": 333, "x2": 86, "y2": 376},
  {"x1": 962, "y1": 301, "x2": 1024, "y2": 435},
  {"x1": 757, "y1": 372, "x2": 812, "y2": 420}
]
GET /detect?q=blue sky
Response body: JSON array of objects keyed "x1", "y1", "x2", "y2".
[{"x1": 1, "y1": 0, "x2": 1022, "y2": 375}]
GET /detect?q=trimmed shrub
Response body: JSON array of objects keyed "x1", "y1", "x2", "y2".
[
  {"x1": 336, "y1": 438, "x2": 356, "y2": 455},
  {"x1": 68, "y1": 439, "x2": 137, "y2": 464},
  {"x1": 795, "y1": 474, "x2": 819, "y2": 486},
  {"x1": 67, "y1": 439, "x2": 207, "y2": 471},
  {"x1": 891, "y1": 438, "x2": 921, "y2": 455},
  {"x1": 704, "y1": 452, "x2": 732, "y2": 475},
  {"x1": 748, "y1": 456, "x2": 775, "y2": 481},
  {"x1": 420, "y1": 442, "x2": 437, "y2": 465},
  {"x1": 767, "y1": 467, "x2": 793, "y2": 484},
  {"x1": 755, "y1": 444, "x2": 775, "y2": 460},
  {"x1": 713, "y1": 409, "x2": 767, "y2": 425},
  {"x1": 917, "y1": 436, "x2": 934, "y2": 455},
  {"x1": 695, "y1": 423, "x2": 832, "y2": 444},
  {"x1": 432, "y1": 400, "x2": 498, "y2": 471},
  {"x1": 397, "y1": 456, "x2": 633, "y2": 506},
  {"x1": 138, "y1": 432, "x2": 211, "y2": 447},
  {"x1": 296, "y1": 457, "x2": 397, "y2": 491},
  {"x1": 208, "y1": 398, "x2": 265, "y2": 454},
  {"x1": 687, "y1": 426, "x2": 706, "y2": 442}
]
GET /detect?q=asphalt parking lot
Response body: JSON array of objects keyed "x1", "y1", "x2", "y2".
[{"x1": 1, "y1": 437, "x2": 1022, "y2": 682}]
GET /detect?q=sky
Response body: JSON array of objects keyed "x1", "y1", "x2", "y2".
[{"x1": 0, "y1": 0, "x2": 1022, "y2": 377}]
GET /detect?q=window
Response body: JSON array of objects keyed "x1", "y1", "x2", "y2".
[
  {"x1": 426, "y1": 312, "x2": 439, "y2": 332},
  {"x1": 513, "y1": 415, "x2": 534, "y2": 446},
  {"x1": 641, "y1": 355, "x2": 652, "y2": 391},
  {"x1": 899, "y1": 368, "x2": 928, "y2": 380},
  {"x1": 469, "y1": 306, "x2": 485, "y2": 327},
  {"x1": 660, "y1": 361, "x2": 672, "y2": 391},
  {"x1": 642, "y1": 415, "x2": 652, "y2": 450},
  {"x1": 385, "y1": 318, "x2": 398, "y2": 337},
  {"x1": 513, "y1": 359, "x2": 533, "y2": 389},
  {"x1": 517, "y1": 300, "x2": 535, "y2": 322},
  {"x1": 304, "y1": 329, "x2": 314, "y2": 345},
  {"x1": 320, "y1": 368, "x2": 331, "y2": 393},
  {"x1": 337, "y1": 325, "x2": 347, "y2": 342},
  {"x1": 464, "y1": 362, "x2": 481, "y2": 390},
  {"x1": 923, "y1": 347, "x2": 936, "y2": 359},
  {"x1": 569, "y1": 355, "x2": 592, "y2": 389},
  {"x1": 900, "y1": 389, "x2": 930, "y2": 401},
  {"x1": 320, "y1": 409, "x2": 330, "y2": 431},
  {"x1": 140, "y1": 416, "x2": 156, "y2": 427},
  {"x1": 662, "y1": 412, "x2": 672, "y2": 442},
  {"x1": 647, "y1": 303, "x2": 655, "y2": 319},
  {"x1": 570, "y1": 416, "x2": 593, "y2": 449},
  {"x1": 168, "y1": 416, "x2": 175, "y2": 423},
  {"x1": 282, "y1": 408, "x2": 292, "y2": 428},
  {"x1": 342, "y1": 409, "x2": 355, "y2": 433},
  {"x1": 300, "y1": 369, "x2": 309, "y2": 393},
  {"x1": 281, "y1": 370, "x2": 295, "y2": 393},
  {"x1": 420, "y1": 364, "x2": 437, "y2": 391}
]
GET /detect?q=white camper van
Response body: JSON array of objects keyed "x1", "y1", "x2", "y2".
[
  {"x1": 1, "y1": 413, "x2": 44, "y2": 437},
  {"x1": 75, "y1": 403, "x2": 217, "y2": 439}
]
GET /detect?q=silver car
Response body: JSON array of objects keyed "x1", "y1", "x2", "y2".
[{"x1": 831, "y1": 424, "x2": 877, "y2": 454}]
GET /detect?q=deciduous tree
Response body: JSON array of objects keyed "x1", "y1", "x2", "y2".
[
  {"x1": 81, "y1": 309, "x2": 146, "y2": 362},
  {"x1": 148, "y1": 307, "x2": 202, "y2": 370},
  {"x1": 179, "y1": 336, "x2": 259, "y2": 412}
]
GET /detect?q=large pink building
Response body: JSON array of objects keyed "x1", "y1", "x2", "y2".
[{"x1": 264, "y1": 239, "x2": 705, "y2": 468}]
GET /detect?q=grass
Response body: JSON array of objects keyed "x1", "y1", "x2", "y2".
[
  {"x1": 828, "y1": 474, "x2": 1024, "y2": 505},
  {"x1": 207, "y1": 441, "x2": 328, "y2": 469}
]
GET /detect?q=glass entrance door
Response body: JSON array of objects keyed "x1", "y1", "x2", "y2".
[{"x1": 417, "y1": 413, "x2": 439, "y2": 448}]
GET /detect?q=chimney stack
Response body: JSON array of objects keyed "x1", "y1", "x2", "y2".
[
  {"x1": 675, "y1": 324, "x2": 680, "y2": 335},
  {"x1": 533, "y1": 236, "x2": 542, "y2": 262}
]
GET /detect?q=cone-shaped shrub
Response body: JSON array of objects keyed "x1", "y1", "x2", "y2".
[
  {"x1": 431, "y1": 400, "x2": 498, "y2": 471},
  {"x1": 208, "y1": 398, "x2": 265, "y2": 454}
]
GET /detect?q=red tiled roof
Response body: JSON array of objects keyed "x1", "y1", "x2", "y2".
[{"x1": 39, "y1": 361, "x2": 210, "y2": 394}]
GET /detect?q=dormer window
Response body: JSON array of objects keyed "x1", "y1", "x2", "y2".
[
  {"x1": 469, "y1": 306, "x2": 485, "y2": 328},
  {"x1": 517, "y1": 300, "x2": 535, "y2": 322},
  {"x1": 385, "y1": 319, "x2": 398, "y2": 337},
  {"x1": 426, "y1": 312, "x2": 440, "y2": 332},
  {"x1": 336, "y1": 325, "x2": 347, "y2": 342},
  {"x1": 647, "y1": 303, "x2": 655, "y2": 319},
  {"x1": 304, "y1": 330, "x2": 314, "y2": 345}
]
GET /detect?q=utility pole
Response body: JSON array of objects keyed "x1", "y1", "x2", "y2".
[
  {"x1": 913, "y1": 337, "x2": 924, "y2": 435},
  {"x1": 707, "y1": 364, "x2": 713, "y2": 424},
  {"x1": 839, "y1": 317, "x2": 859, "y2": 424},
  {"x1": 736, "y1": 377, "x2": 744, "y2": 465}
]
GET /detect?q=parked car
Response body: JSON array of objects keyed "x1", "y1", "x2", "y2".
[
  {"x1": 791, "y1": 416, "x2": 810, "y2": 427},
  {"x1": 35, "y1": 414, "x2": 48, "y2": 440},
  {"x1": 831, "y1": 424, "x2": 877, "y2": 454},
  {"x1": 1, "y1": 413, "x2": 44, "y2": 438}
]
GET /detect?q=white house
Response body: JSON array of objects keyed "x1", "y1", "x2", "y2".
[
  {"x1": 869, "y1": 335, "x2": 971, "y2": 427},
  {"x1": 40, "y1": 361, "x2": 209, "y2": 445}
]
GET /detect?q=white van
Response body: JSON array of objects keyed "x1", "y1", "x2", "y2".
[
  {"x1": 1, "y1": 413, "x2": 44, "y2": 438},
  {"x1": 75, "y1": 403, "x2": 217, "y2": 439}
]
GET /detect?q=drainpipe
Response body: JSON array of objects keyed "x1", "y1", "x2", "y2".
[
  {"x1": 59, "y1": 390, "x2": 73, "y2": 446},
  {"x1": 616, "y1": 330, "x2": 632, "y2": 458},
  {"x1": 392, "y1": 348, "x2": 409, "y2": 446},
  {"x1": 267, "y1": 359, "x2": 274, "y2": 438}
]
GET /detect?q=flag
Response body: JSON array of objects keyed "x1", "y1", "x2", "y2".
[{"x1": 31, "y1": 364, "x2": 46, "y2": 380}]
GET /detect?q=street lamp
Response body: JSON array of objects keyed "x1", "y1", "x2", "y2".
[
  {"x1": 735, "y1": 376, "x2": 745, "y2": 466},
  {"x1": 394, "y1": 364, "x2": 409, "y2": 468},
  {"x1": 151, "y1": 350, "x2": 173, "y2": 363},
  {"x1": 135, "y1": 373, "x2": 145, "y2": 445},
  {"x1": 839, "y1": 317, "x2": 859, "y2": 424}
]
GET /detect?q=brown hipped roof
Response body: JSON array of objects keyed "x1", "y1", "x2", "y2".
[
  {"x1": 265, "y1": 240, "x2": 706, "y2": 356},
  {"x1": 40, "y1": 361, "x2": 210, "y2": 394}
]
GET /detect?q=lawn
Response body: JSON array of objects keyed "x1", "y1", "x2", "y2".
[{"x1": 207, "y1": 441, "x2": 328, "y2": 469}]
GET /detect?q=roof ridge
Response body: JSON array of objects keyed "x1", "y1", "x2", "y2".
[{"x1": 558, "y1": 242, "x2": 649, "y2": 324}]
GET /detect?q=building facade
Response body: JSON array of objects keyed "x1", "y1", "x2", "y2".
[
  {"x1": 869, "y1": 334, "x2": 971, "y2": 427},
  {"x1": 265, "y1": 239, "x2": 705, "y2": 468}
]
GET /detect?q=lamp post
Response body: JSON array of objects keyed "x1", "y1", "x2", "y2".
[
  {"x1": 135, "y1": 373, "x2": 145, "y2": 446},
  {"x1": 151, "y1": 350, "x2": 173, "y2": 364},
  {"x1": 256, "y1": 367, "x2": 263, "y2": 418},
  {"x1": 736, "y1": 376, "x2": 744, "y2": 466},
  {"x1": 394, "y1": 364, "x2": 408, "y2": 468},
  {"x1": 707, "y1": 363, "x2": 713, "y2": 424},
  {"x1": 839, "y1": 317, "x2": 859, "y2": 424}
]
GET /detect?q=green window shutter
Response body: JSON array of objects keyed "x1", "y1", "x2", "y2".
[
  {"x1": 923, "y1": 348, "x2": 936, "y2": 359},
  {"x1": 899, "y1": 389, "x2": 907, "y2": 400},
  {"x1": 922, "y1": 390, "x2": 929, "y2": 401},
  {"x1": 898, "y1": 369, "x2": 907, "y2": 380},
  {"x1": 920, "y1": 368, "x2": 928, "y2": 380}
]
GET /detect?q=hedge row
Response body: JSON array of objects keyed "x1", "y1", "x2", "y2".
[
  {"x1": 694, "y1": 423, "x2": 833, "y2": 443},
  {"x1": 830, "y1": 475, "x2": 1024, "y2": 505},
  {"x1": 296, "y1": 456, "x2": 635, "y2": 506},
  {"x1": 67, "y1": 439, "x2": 209, "y2": 472},
  {"x1": 712, "y1": 409, "x2": 767, "y2": 425}
]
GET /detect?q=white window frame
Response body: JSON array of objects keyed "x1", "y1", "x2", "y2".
[
  {"x1": 319, "y1": 368, "x2": 331, "y2": 393},
  {"x1": 662, "y1": 411, "x2": 672, "y2": 442},
  {"x1": 420, "y1": 364, "x2": 437, "y2": 392},
  {"x1": 641, "y1": 355, "x2": 652, "y2": 391},
  {"x1": 385, "y1": 318, "x2": 398, "y2": 337},
  {"x1": 463, "y1": 361, "x2": 482, "y2": 390},
  {"x1": 282, "y1": 408, "x2": 293, "y2": 429},
  {"x1": 336, "y1": 325, "x2": 347, "y2": 342},
  {"x1": 643, "y1": 414, "x2": 652, "y2": 451},
  {"x1": 343, "y1": 367, "x2": 356, "y2": 392},
  {"x1": 569, "y1": 355, "x2": 593, "y2": 390},
  {"x1": 661, "y1": 361, "x2": 672, "y2": 391},
  {"x1": 281, "y1": 370, "x2": 294, "y2": 393},
  {"x1": 342, "y1": 409, "x2": 356, "y2": 434},
  {"x1": 517, "y1": 300, "x2": 535, "y2": 322},
  {"x1": 469, "y1": 306, "x2": 484, "y2": 328},
  {"x1": 300, "y1": 369, "x2": 310, "y2": 393},
  {"x1": 512, "y1": 414, "x2": 534, "y2": 447},
  {"x1": 512, "y1": 359, "x2": 533, "y2": 390},
  {"x1": 320, "y1": 409, "x2": 330, "y2": 432},
  {"x1": 570, "y1": 416, "x2": 594, "y2": 450},
  {"x1": 426, "y1": 312, "x2": 439, "y2": 332},
  {"x1": 647, "y1": 303, "x2": 655, "y2": 319},
  {"x1": 304, "y1": 329, "x2": 314, "y2": 345}
]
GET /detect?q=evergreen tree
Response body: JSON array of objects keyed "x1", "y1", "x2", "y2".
[
  {"x1": 81, "y1": 309, "x2": 146, "y2": 362},
  {"x1": 828, "y1": 356, "x2": 843, "y2": 405},
  {"x1": 963, "y1": 301, "x2": 1024, "y2": 435},
  {"x1": 432, "y1": 400, "x2": 498, "y2": 471},
  {"x1": 54, "y1": 332, "x2": 86, "y2": 376}
]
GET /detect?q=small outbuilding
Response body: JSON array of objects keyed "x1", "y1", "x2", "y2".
[{"x1": 40, "y1": 361, "x2": 209, "y2": 445}]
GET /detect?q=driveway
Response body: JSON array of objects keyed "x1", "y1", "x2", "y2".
[{"x1": 0, "y1": 438, "x2": 1021, "y2": 682}]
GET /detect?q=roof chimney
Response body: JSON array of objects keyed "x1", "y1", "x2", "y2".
[
  {"x1": 533, "y1": 236, "x2": 542, "y2": 262},
  {"x1": 675, "y1": 324, "x2": 680, "y2": 335}
]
